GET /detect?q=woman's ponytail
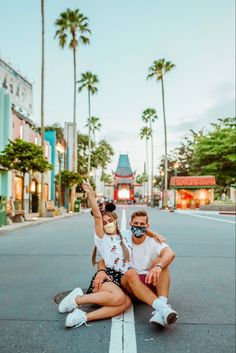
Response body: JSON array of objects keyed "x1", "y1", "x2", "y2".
[
  {"x1": 117, "y1": 226, "x2": 130, "y2": 262},
  {"x1": 91, "y1": 246, "x2": 98, "y2": 266}
]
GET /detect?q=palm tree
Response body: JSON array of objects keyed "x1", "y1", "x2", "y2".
[
  {"x1": 55, "y1": 9, "x2": 90, "y2": 208},
  {"x1": 147, "y1": 58, "x2": 175, "y2": 207},
  {"x1": 85, "y1": 116, "x2": 101, "y2": 188},
  {"x1": 86, "y1": 116, "x2": 102, "y2": 141},
  {"x1": 140, "y1": 126, "x2": 152, "y2": 203},
  {"x1": 39, "y1": 0, "x2": 45, "y2": 217},
  {"x1": 141, "y1": 108, "x2": 158, "y2": 207},
  {"x1": 78, "y1": 72, "x2": 99, "y2": 175}
]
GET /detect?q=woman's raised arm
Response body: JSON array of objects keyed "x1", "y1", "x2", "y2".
[{"x1": 82, "y1": 181, "x2": 104, "y2": 238}]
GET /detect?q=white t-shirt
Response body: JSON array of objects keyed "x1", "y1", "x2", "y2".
[
  {"x1": 122, "y1": 230, "x2": 169, "y2": 274},
  {"x1": 94, "y1": 232, "x2": 132, "y2": 273}
]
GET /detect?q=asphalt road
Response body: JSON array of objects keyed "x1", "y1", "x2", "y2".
[{"x1": 0, "y1": 207, "x2": 235, "y2": 353}]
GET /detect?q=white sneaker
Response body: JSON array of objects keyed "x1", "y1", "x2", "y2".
[
  {"x1": 65, "y1": 308, "x2": 88, "y2": 328},
  {"x1": 58, "y1": 287, "x2": 83, "y2": 313},
  {"x1": 161, "y1": 304, "x2": 178, "y2": 325},
  {"x1": 150, "y1": 310, "x2": 165, "y2": 326}
]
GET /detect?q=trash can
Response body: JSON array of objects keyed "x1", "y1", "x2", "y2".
[
  {"x1": 0, "y1": 195, "x2": 7, "y2": 227},
  {"x1": 74, "y1": 199, "x2": 81, "y2": 212}
]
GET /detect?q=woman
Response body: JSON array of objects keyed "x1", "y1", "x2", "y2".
[{"x1": 58, "y1": 181, "x2": 132, "y2": 328}]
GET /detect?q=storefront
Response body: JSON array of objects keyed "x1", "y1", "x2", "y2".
[{"x1": 170, "y1": 176, "x2": 216, "y2": 209}]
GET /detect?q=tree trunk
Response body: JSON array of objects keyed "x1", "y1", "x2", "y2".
[
  {"x1": 88, "y1": 90, "x2": 91, "y2": 176},
  {"x1": 71, "y1": 46, "x2": 77, "y2": 211},
  {"x1": 150, "y1": 123, "x2": 154, "y2": 207},
  {"x1": 21, "y1": 173, "x2": 25, "y2": 211},
  {"x1": 73, "y1": 46, "x2": 77, "y2": 173},
  {"x1": 39, "y1": 0, "x2": 45, "y2": 217},
  {"x1": 146, "y1": 138, "x2": 149, "y2": 204},
  {"x1": 161, "y1": 76, "x2": 168, "y2": 208}
]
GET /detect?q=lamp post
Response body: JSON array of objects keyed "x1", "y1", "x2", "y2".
[
  {"x1": 173, "y1": 161, "x2": 179, "y2": 209},
  {"x1": 56, "y1": 143, "x2": 65, "y2": 208}
]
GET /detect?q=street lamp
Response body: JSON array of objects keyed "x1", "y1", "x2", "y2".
[
  {"x1": 173, "y1": 161, "x2": 179, "y2": 209},
  {"x1": 56, "y1": 143, "x2": 65, "y2": 208}
]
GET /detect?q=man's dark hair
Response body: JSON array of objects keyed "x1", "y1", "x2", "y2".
[{"x1": 131, "y1": 210, "x2": 148, "y2": 223}]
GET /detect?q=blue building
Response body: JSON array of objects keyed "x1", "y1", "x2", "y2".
[
  {"x1": 45, "y1": 130, "x2": 57, "y2": 204},
  {"x1": 0, "y1": 89, "x2": 12, "y2": 198}
]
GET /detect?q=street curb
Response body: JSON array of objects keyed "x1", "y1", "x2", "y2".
[{"x1": 0, "y1": 209, "x2": 91, "y2": 235}]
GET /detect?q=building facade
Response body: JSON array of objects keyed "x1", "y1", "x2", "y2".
[
  {"x1": 0, "y1": 89, "x2": 12, "y2": 198},
  {"x1": 0, "y1": 58, "x2": 52, "y2": 213},
  {"x1": 113, "y1": 154, "x2": 135, "y2": 202},
  {"x1": 170, "y1": 176, "x2": 216, "y2": 209}
]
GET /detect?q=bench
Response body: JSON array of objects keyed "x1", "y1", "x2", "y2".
[
  {"x1": 45, "y1": 200, "x2": 56, "y2": 217},
  {"x1": 7, "y1": 198, "x2": 25, "y2": 223}
]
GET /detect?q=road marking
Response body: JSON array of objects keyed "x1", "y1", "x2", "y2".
[
  {"x1": 176, "y1": 211, "x2": 235, "y2": 224},
  {"x1": 109, "y1": 209, "x2": 137, "y2": 353},
  {"x1": 120, "y1": 209, "x2": 127, "y2": 231},
  {"x1": 109, "y1": 305, "x2": 137, "y2": 353}
]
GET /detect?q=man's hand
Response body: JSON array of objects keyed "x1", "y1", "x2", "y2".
[
  {"x1": 145, "y1": 266, "x2": 162, "y2": 286},
  {"x1": 153, "y1": 233, "x2": 166, "y2": 243},
  {"x1": 146, "y1": 229, "x2": 166, "y2": 243},
  {"x1": 92, "y1": 271, "x2": 112, "y2": 292}
]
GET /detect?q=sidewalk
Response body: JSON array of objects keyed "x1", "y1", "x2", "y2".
[{"x1": 0, "y1": 209, "x2": 90, "y2": 235}]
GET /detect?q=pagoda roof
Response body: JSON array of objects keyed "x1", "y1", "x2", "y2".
[
  {"x1": 117, "y1": 178, "x2": 131, "y2": 184},
  {"x1": 170, "y1": 176, "x2": 216, "y2": 189},
  {"x1": 115, "y1": 154, "x2": 133, "y2": 177}
]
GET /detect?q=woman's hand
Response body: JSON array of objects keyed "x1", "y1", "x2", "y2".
[
  {"x1": 82, "y1": 181, "x2": 95, "y2": 196},
  {"x1": 92, "y1": 271, "x2": 112, "y2": 292}
]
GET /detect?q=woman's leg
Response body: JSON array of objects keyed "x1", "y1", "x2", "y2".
[
  {"x1": 86, "y1": 294, "x2": 131, "y2": 322},
  {"x1": 75, "y1": 282, "x2": 126, "y2": 307}
]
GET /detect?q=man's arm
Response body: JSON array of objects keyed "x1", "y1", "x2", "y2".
[
  {"x1": 151, "y1": 247, "x2": 175, "y2": 269},
  {"x1": 145, "y1": 247, "x2": 176, "y2": 286}
]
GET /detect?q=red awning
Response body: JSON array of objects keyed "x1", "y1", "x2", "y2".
[{"x1": 170, "y1": 176, "x2": 216, "y2": 187}]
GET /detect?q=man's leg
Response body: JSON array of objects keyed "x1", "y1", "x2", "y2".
[
  {"x1": 156, "y1": 267, "x2": 170, "y2": 298},
  {"x1": 121, "y1": 269, "x2": 158, "y2": 305},
  {"x1": 153, "y1": 267, "x2": 178, "y2": 325}
]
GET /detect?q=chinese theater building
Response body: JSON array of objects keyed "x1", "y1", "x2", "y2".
[
  {"x1": 113, "y1": 154, "x2": 135, "y2": 202},
  {"x1": 170, "y1": 176, "x2": 216, "y2": 209}
]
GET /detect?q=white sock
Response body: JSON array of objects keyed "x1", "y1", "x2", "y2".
[
  {"x1": 152, "y1": 297, "x2": 168, "y2": 310},
  {"x1": 159, "y1": 296, "x2": 168, "y2": 305}
]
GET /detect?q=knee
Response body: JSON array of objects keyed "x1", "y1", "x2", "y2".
[
  {"x1": 113, "y1": 291, "x2": 126, "y2": 306},
  {"x1": 159, "y1": 266, "x2": 170, "y2": 281},
  {"x1": 124, "y1": 296, "x2": 132, "y2": 310},
  {"x1": 123, "y1": 269, "x2": 139, "y2": 283}
]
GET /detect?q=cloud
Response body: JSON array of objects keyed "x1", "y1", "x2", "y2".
[
  {"x1": 170, "y1": 97, "x2": 235, "y2": 135},
  {"x1": 102, "y1": 130, "x2": 139, "y2": 143}
]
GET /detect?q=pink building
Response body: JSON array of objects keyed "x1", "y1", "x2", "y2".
[{"x1": 11, "y1": 108, "x2": 51, "y2": 212}]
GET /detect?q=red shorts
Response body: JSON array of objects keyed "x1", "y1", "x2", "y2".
[{"x1": 138, "y1": 274, "x2": 156, "y2": 293}]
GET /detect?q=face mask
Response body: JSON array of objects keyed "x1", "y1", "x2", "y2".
[
  {"x1": 131, "y1": 225, "x2": 147, "y2": 238},
  {"x1": 104, "y1": 221, "x2": 116, "y2": 234}
]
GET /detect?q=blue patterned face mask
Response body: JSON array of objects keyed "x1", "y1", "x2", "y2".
[{"x1": 131, "y1": 225, "x2": 147, "y2": 238}]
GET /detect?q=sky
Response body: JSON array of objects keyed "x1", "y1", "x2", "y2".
[{"x1": 0, "y1": 0, "x2": 235, "y2": 175}]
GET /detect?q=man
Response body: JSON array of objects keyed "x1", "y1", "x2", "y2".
[{"x1": 95, "y1": 210, "x2": 178, "y2": 327}]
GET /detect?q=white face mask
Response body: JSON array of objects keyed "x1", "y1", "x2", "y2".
[{"x1": 104, "y1": 221, "x2": 116, "y2": 234}]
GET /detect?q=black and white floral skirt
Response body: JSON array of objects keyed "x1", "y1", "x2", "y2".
[{"x1": 86, "y1": 268, "x2": 124, "y2": 294}]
